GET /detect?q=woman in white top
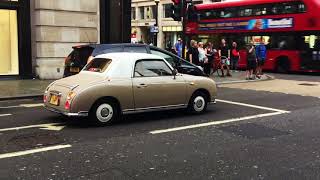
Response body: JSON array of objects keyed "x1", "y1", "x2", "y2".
[{"x1": 198, "y1": 42, "x2": 207, "y2": 67}]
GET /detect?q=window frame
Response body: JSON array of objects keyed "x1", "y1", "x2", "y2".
[{"x1": 133, "y1": 59, "x2": 174, "y2": 78}]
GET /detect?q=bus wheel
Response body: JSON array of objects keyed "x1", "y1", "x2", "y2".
[{"x1": 276, "y1": 57, "x2": 290, "y2": 73}]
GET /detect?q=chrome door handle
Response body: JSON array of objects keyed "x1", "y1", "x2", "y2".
[{"x1": 137, "y1": 84, "x2": 148, "y2": 88}]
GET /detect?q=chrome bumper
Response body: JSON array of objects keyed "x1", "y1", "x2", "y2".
[
  {"x1": 209, "y1": 99, "x2": 217, "y2": 104},
  {"x1": 44, "y1": 106, "x2": 88, "y2": 117}
]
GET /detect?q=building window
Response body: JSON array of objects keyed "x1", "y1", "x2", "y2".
[
  {"x1": 131, "y1": 7, "x2": 136, "y2": 20},
  {"x1": 138, "y1": 7, "x2": 145, "y2": 19},
  {"x1": 151, "y1": 5, "x2": 156, "y2": 19},
  {"x1": 163, "y1": 4, "x2": 172, "y2": 18}
]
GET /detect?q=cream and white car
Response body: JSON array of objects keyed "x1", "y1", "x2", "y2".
[{"x1": 44, "y1": 53, "x2": 217, "y2": 125}]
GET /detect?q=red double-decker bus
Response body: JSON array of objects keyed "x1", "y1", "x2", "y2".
[{"x1": 186, "y1": 0, "x2": 320, "y2": 72}]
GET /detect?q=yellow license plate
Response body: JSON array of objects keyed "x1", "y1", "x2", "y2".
[
  {"x1": 50, "y1": 95, "x2": 60, "y2": 106},
  {"x1": 70, "y1": 67, "x2": 80, "y2": 73}
]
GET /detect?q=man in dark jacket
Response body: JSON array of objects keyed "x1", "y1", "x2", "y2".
[{"x1": 246, "y1": 40, "x2": 257, "y2": 80}]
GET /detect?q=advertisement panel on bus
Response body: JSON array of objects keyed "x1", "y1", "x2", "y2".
[{"x1": 199, "y1": 18, "x2": 294, "y2": 31}]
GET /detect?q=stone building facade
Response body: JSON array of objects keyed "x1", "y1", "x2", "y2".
[
  {"x1": 0, "y1": 0, "x2": 130, "y2": 80},
  {"x1": 32, "y1": 0, "x2": 100, "y2": 79}
]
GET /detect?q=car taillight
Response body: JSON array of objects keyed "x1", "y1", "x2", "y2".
[
  {"x1": 64, "y1": 91, "x2": 76, "y2": 110},
  {"x1": 43, "y1": 91, "x2": 48, "y2": 103},
  {"x1": 65, "y1": 100, "x2": 70, "y2": 110}
]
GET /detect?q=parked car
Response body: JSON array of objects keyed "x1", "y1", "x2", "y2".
[
  {"x1": 63, "y1": 44, "x2": 205, "y2": 77},
  {"x1": 45, "y1": 53, "x2": 217, "y2": 126},
  {"x1": 63, "y1": 45, "x2": 95, "y2": 77}
]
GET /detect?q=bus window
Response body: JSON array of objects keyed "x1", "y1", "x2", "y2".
[
  {"x1": 220, "y1": 8, "x2": 235, "y2": 18},
  {"x1": 254, "y1": 7, "x2": 267, "y2": 16},
  {"x1": 297, "y1": 2, "x2": 306, "y2": 13}
]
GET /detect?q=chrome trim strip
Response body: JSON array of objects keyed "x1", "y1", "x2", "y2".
[
  {"x1": 44, "y1": 106, "x2": 88, "y2": 117},
  {"x1": 49, "y1": 91, "x2": 62, "y2": 96},
  {"x1": 123, "y1": 104, "x2": 187, "y2": 114},
  {"x1": 54, "y1": 83, "x2": 76, "y2": 89},
  {"x1": 209, "y1": 99, "x2": 216, "y2": 104}
]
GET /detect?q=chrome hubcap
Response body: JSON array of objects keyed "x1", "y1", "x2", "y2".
[
  {"x1": 193, "y1": 96, "x2": 205, "y2": 112},
  {"x1": 101, "y1": 108, "x2": 110, "y2": 117},
  {"x1": 96, "y1": 104, "x2": 114, "y2": 122}
]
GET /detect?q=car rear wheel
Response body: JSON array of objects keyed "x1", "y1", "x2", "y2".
[
  {"x1": 188, "y1": 92, "x2": 208, "y2": 114},
  {"x1": 89, "y1": 100, "x2": 119, "y2": 126}
]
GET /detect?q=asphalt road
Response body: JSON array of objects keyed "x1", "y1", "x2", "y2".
[{"x1": 0, "y1": 73, "x2": 320, "y2": 180}]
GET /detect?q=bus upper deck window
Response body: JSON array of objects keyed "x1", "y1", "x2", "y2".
[{"x1": 298, "y1": 3, "x2": 306, "y2": 13}]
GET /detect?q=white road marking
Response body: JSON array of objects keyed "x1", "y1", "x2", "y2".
[
  {"x1": 0, "y1": 144, "x2": 71, "y2": 160},
  {"x1": 0, "y1": 123, "x2": 65, "y2": 132},
  {"x1": 40, "y1": 124, "x2": 66, "y2": 131},
  {"x1": 150, "y1": 99, "x2": 291, "y2": 134},
  {"x1": 20, "y1": 103, "x2": 44, "y2": 108},
  {"x1": 150, "y1": 112, "x2": 285, "y2": 134},
  {"x1": 0, "y1": 114, "x2": 12, "y2": 117},
  {"x1": 0, "y1": 103, "x2": 43, "y2": 109},
  {"x1": 216, "y1": 99, "x2": 290, "y2": 113}
]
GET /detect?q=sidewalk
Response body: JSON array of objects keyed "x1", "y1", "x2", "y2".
[
  {"x1": 212, "y1": 71, "x2": 273, "y2": 85},
  {"x1": 0, "y1": 71, "x2": 273, "y2": 101}
]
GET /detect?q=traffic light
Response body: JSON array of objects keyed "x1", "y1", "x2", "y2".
[{"x1": 171, "y1": 0, "x2": 182, "y2": 21}]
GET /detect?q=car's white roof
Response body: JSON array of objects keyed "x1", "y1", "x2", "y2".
[{"x1": 95, "y1": 52, "x2": 164, "y2": 61}]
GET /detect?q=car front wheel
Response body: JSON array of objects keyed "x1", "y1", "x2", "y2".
[
  {"x1": 188, "y1": 92, "x2": 208, "y2": 113},
  {"x1": 89, "y1": 100, "x2": 119, "y2": 126}
]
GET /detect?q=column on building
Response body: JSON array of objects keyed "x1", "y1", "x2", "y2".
[{"x1": 33, "y1": 0, "x2": 99, "y2": 79}]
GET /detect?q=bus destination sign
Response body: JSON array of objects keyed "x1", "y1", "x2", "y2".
[{"x1": 199, "y1": 18, "x2": 294, "y2": 31}]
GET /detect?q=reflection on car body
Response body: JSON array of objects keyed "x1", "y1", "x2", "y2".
[{"x1": 45, "y1": 53, "x2": 217, "y2": 126}]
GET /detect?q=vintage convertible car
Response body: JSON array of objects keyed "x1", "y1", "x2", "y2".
[{"x1": 44, "y1": 53, "x2": 217, "y2": 126}]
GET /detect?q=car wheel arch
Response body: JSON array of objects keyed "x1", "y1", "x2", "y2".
[
  {"x1": 90, "y1": 96, "x2": 122, "y2": 113},
  {"x1": 190, "y1": 89, "x2": 211, "y2": 103}
]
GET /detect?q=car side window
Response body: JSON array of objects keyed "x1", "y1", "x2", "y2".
[
  {"x1": 150, "y1": 49, "x2": 176, "y2": 67},
  {"x1": 134, "y1": 60, "x2": 173, "y2": 77}
]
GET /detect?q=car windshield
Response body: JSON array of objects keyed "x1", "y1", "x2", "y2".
[{"x1": 83, "y1": 58, "x2": 112, "y2": 73}]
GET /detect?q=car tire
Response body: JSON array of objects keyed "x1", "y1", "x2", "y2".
[
  {"x1": 187, "y1": 92, "x2": 208, "y2": 114},
  {"x1": 89, "y1": 99, "x2": 120, "y2": 126}
]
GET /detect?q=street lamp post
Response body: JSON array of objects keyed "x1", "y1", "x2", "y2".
[{"x1": 154, "y1": 0, "x2": 160, "y2": 46}]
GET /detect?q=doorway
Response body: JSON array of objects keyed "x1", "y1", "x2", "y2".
[{"x1": 0, "y1": 9, "x2": 19, "y2": 75}]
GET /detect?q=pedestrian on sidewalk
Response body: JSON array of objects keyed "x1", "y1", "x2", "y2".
[
  {"x1": 174, "y1": 38, "x2": 183, "y2": 57},
  {"x1": 188, "y1": 40, "x2": 200, "y2": 66},
  {"x1": 230, "y1": 41, "x2": 240, "y2": 72},
  {"x1": 255, "y1": 38, "x2": 267, "y2": 79},
  {"x1": 246, "y1": 40, "x2": 257, "y2": 80},
  {"x1": 198, "y1": 42, "x2": 207, "y2": 68},
  {"x1": 204, "y1": 42, "x2": 214, "y2": 76},
  {"x1": 219, "y1": 39, "x2": 231, "y2": 77}
]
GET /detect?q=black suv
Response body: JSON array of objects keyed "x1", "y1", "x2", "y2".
[{"x1": 64, "y1": 43, "x2": 205, "y2": 77}]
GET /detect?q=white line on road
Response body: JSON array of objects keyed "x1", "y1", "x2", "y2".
[
  {"x1": 216, "y1": 99, "x2": 290, "y2": 113},
  {"x1": 0, "y1": 123, "x2": 64, "y2": 132},
  {"x1": 0, "y1": 114, "x2": 12, "y2": 117},
  {"x1": 150, "y1": 112, "x2": 285, "y2": 134},
  {"x1": 150, "y1": 99, "x2": 291, "y2": 134},
  {"x1": 0, "y1": 144, "x2": 72, "y2": 160},
  {"x1": 20, "y1": 103, "x2": 44, "y2": 108},
  {"x1": 0, "y1": 103, "x2": 43, "y2": 109}
]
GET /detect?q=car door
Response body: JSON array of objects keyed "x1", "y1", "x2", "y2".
[{"x1": 132, "y1": 59, "x2": 187, "y2": 110}]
